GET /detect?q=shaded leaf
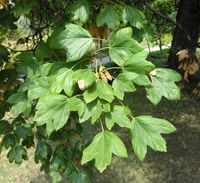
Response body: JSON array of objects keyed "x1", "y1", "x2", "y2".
[
  {"x1": 122, "y1": 5, "x2": 144, "y2": 29},
  {"x1": 96, "y1": 6, "x2": 120, "y2": 30},
  {"x1": 0, "y1": 120, "x2": 11, "y2": 134},
  {"x1": 112, "y1": 74, "x2": 136, "y2": 100},
  {"x1": 15, "y1": 125, "x2": 33, "y2": 140},
  {"x1": 123, "y1": 51, "x2": 155, "y2": 74},
  {"x1": 16, "y1": 53, "x2": 39, "y2": 77},
  {"x1": 73, "y1": 69, "x2": 95, "y2": 90},
  {"x1": 8, "y1": 145, "x2": 27, "y2": 164},
  {"x1": 8, "y1": 92, "x2": 32, "y2": 117},
  {"x1": 0, "y1": 45, "x2": 9, "y2": 63},
  {"x1": 35, "y1": 41, "x2": 53, "y2": 59},
  {"x1": 51, "y1": 68, "x2": 75, "y2": 97},
  {"x1": 83, "y1": 80, "x2": 114, "y2": 103},
  {"x1": 79, "y1": 100, "x2": 102, "y2": 124},
  {"x1": 69, "y1": 0, "x2": 90, "y2": 24},
  {"x1": 105, "y1": 105, "x2": 131, "y2": 130},
  {"x1": 109, "y1": 27, "x2": 142, "y2": 66},
  {"x1": 2, "y1": 134, "x2": 16, "y2": 149},
  {"x1": 13, "y1": 0, "x2": 38, "y2": 17}
]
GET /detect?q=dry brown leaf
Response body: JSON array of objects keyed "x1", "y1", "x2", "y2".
[
  {"x1": 178, "y1": 62, "x2": 183, "y2": 69},
  {"x1": 0, "y1": 0, "x2": 7, "y2": 9},
  {"x1": 182, "y1": 62, "x2": 188, "y2": 70},
  {"x1": 100, "y1": 73, "x2": 108, "y2": 83},
  {"x1": 149, "y1": 69, "x2": 157, "y2": 76},
  {"x1": 177, "y1": 82, "x2": 185, "y2": 89},
  {"x1": 77, "y1": 80, "x2": 86, "y2": 91},
  {"x1": 176, "y1": 49, "x2": 189, "y2": 61},
  {"x1": 87, "y1": 23, "x2": 100, "y2": 39},
  {"x1": 183, "y1": 70, "x2": 189, "y2": 81},
  {"x1": 188, "y1": 62, "x2": 199, "y2": 75},
  {"x1": 104, "y1": 70, "x2": 112, "y2": 81},
  {"x1": 177, "y1": 49, "x2": 199, "y2": 81}
]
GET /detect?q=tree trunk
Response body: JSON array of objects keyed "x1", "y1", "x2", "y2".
[{"x1": 167, "y1": 0, "x2": 200, "y2": 70}]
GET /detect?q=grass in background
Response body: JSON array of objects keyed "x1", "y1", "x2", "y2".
[{"x1": 147, "y1": 48, "x2": 170, "y2": 67}]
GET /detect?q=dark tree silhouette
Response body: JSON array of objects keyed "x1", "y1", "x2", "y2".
[{"x1": 168, "y1": 0, "x2": 200, "y2": 70}]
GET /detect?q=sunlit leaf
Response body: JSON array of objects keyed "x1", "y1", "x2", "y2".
[
  {"x1": 81, "y1": 131, "x2": 127, "y2": 172},
  {"x1": 130, "y1": 116, "x2": 176, "y2": 160},
  {"x1": 49, "y1": 24, "x2": 93, "y2": 62},
  {"x1": 145, "y1": 68, "x2": 181, "y2": 105},
  {"x1": 34, "y1": 94, "x2": 70, "y2": 131}
]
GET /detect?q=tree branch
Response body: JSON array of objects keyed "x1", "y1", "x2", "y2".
[{"x1": 143, "y1": 0, "x2": 177, "y2": 25}]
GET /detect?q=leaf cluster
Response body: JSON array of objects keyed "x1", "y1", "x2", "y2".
[{"x1": 0, "y1": 1, "x2": 181, "y2": 182}]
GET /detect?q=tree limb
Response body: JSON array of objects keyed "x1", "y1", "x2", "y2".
[{"x1": 143, "y1": 0, "x2": 177, "y2": 25}]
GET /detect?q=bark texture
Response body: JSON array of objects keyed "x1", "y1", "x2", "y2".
[{"x1": 168, "y1": 0, "x2": 200, "y2": 70}]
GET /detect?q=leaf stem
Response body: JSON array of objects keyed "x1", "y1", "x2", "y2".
[
  {"x1": 117, "y1": 99, "x2": 126, "y2": 107},
  {"x1": 70, "y1": 58, "x2": 88, "y2": 69},
  {"x1": 100, "y1": 119, "x2": 105, "y2": 132},
  {"x1": 73, "y1": 94, "x2": 82, "y2": 98},
  {"x1": 94, "y1": 47, "x2": 110, "y2": 54},
  {"x1": 93, "y1": 38, "x2": 106, "y2": 41},
  {"x1": 131, "y1": 115, "x2": 135, "y2": 120},
  {"x1": 105, "y1": 67, "x2": 122, "y2": 71},
  {"x1": 94, "y1": 58, "x2": 98, "y2": 74}
]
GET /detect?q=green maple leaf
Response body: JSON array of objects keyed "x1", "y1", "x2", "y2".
[
  {"x1": 123, "y1": 50, "x2": 155, "y2": 74},
  {"x1": 34, "y1": 94, "x2": 70, "y2": 131},
  {"x1": 112, "y1": 73, "x2": 136, "y2": 100},
  {"x1": 130, "y1": 116, "x2": 176, "y2": 160},
  {"x1": 105, "y1": 105, "x2": 131, "y2": 130},
  {"x1": 145, "y1": 68, "x2": 181, "y2": 105},
  {"x1": 96, "y1": 6, "x2": 120, "y2": 30},
  {"x1": 81, "y1": 131, "x2": 128, "y2": 172},
  {"x1": 50, "y1": 68, "x2": 75, "y2": 97},
  {"x1": 109, "y1": 27, "x2": 142, "y2": 66},
  {"x1": 49, "y1": 24, "x2": 93, "y2": 61},
  {"x1": 69, "y1": 0, "x2": 90, "y2": 24}
]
